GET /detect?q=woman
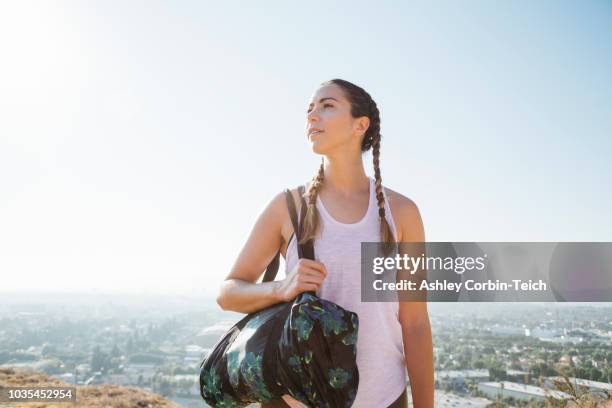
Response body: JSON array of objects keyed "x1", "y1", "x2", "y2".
[{"x1": 216, "y1": 79, "x2": 434, "y2": 408}]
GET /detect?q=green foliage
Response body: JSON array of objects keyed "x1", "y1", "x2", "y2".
[
  {"x1": 91, "y1": 345, "x2": 110, "y2": 372},
  {"x1": 128, "y1": 353, "x2": 164, "y2": 364}
]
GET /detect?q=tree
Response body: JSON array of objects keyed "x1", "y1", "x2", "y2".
[
  {"x1": 0, "y1": 351, "x2": 9, "y2": 364},
  {"x1": 90, "y1": 346, "x2": 110, "y2": 373},
  {"x1": 177, "y1": 378, "x2": 194, "y2": 396},
  {"x1": 129, "y1": 353, "x2": 164, "y2": 364},
  {"x1": 126, "y1": 338, "x2": 135, "y2": 354},
  {"x1": 588, "y1": 367, "x2": 602, "y2": 382},
  {"x1": 111, "y1": 343, "x2": 121, "y2": 358},
  {"x1": 482, "y1": 346, "x2": 495, "y2": 354},
  {"x1": 158, "y1": 378, "x2": 172, "y2": 397},
  {"x1": 530, "y1": 362, "x2": 556, "y2": 378},
  {"x1": 489, "y1": 366, "x2": 507, "y2": 381},
  {"x1": 41, "y1": 344, "x2": 57, "y2": 357},
  {"x1": 39, "y1": 358, "x2": 62, "y2": 375}
]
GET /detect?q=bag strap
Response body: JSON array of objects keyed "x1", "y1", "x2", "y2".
[
  {"x1": 261, "y1": 185, "x2": 310, "y2": 283},
  {"x1": 297, "y1": 185, "x2": 315, "y2": 260},
  {"x1": 293, "y1": 184, "x2": 315, "y2": 261},
  {"x1": 261, "y1": 185, "x2": 315, "y2": 283},
  {"x1": 285, "y1": 187, "x2": 302, "y2": 258},
  {"x1": 295, "y1": 186, "x2": 317, "y2": 297},
  {"x1": 261, "y1": 250, "x2": 280, "y2": 283}
]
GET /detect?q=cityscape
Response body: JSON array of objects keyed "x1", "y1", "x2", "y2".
[{"x1": 0, "y1": 293, "x2": 610, "y2": 407}]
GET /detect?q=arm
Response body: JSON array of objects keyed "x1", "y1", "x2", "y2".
[
  {"x1": 395, "y1": 197, "x2": 434, "y2": 408},
  {"x1": 216, "y1": 190, "x2": 288, "y2": 314},
  {"x1": 216, "y1": 189, "x2": 326, "y2": 314}
]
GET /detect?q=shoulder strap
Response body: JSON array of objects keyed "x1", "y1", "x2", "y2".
[
  {"x1": 261, "y1": 185, "x2": 315, "y2": 283},
  {"x1": 286, "y1": 187, "x2": 303, "y2": 259},
  {"x1": 261, "y1": 187, "x2": 301, "y2": 283},
  {"x1": 261, "y1": 249, "x2": 280, "y2": 283},
  {"x1": 297, "y1": 185, "x2": 315, "y2": 260},
  {"x1": 296, "y1": 185, "x2": 317, "y2": 298}
]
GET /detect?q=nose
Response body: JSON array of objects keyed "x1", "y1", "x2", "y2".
[
  {"x1": 306, "y1": 112, "x2": 318, "y2": 134},
  {"x1": 307, "y1": 108, "x2": 319, "y2": 124}
]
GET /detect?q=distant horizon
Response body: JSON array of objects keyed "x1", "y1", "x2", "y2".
[{"x1": 1, "y1": 291, "x2": 610, "y2": 310}]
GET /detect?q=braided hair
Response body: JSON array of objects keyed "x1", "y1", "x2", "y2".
[{"x1": 299, "y1": 79, "x2": 395, "y2": 247}]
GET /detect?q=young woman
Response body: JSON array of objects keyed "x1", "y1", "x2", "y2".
[{"x1": 216, "y1": 79, "x2": 434, "y2": 408}]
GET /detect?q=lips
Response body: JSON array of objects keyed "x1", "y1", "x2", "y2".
[{"x1": 308, "y1": 128, "x2": 324, "y2": 136}]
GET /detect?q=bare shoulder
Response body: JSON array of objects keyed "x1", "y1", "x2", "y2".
[
  {"x1": 274, "y1": 186, "x2": 305, "y2": 215},
  {"x1": 266, "y1": 187, "x2": 302, "y2": 224},
  {"x1": 270, "y1": 185, "x2": 308, "y2": 250},
  {"x1": 383, "y1": 186, "x2": 425, "y2": 242},
  {"x1": 383, "y1": 186, "x2": 418, "y2": 213},
  {"x1": 289, "y1": 186, "x2": 305, "y2": 211}
]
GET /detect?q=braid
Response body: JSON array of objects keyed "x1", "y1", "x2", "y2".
[
  {"x1": 357, "y1": 94, "x2": 395, "y2": 244},
  {"x1": 371, "y1": 132, "x2": 395, "y2": 244},
  {"x1": 299, "y1": 158, "x2": 325, "y2": 244}
]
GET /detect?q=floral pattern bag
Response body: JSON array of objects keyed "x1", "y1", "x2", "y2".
[{"x1": 199, "y1": 185, "x2": 359, "y2": 408}]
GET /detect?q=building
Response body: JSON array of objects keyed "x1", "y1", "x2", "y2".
[
  {"x1": 434, "y1": 390, "x2": 491, "y2": 407},
  {"x1": 506, "y1": 369, "x2": 530, "y2": 384},
  {"x1": 196, "y1": 322, "x2": 234, "y2": 347},
  {"x1": 184, "y1": 344, "x2": 207, "y2": 369},
  {"x1": 123, "y1": 362, "x2": 157, "y2": 381},
  {"x1": 489, "y1": 325, "x2": 524, "y2": 336},
  {"x1": 436, "y1": 369, "x2": 489, "y2": 388},
  {"x1": 401, "y1": 389, "x2": 492, "y2": 408},
  {"x1": 478, "y1": 381, "x2": 571, "y2": 401},
  {"x1": 544, "y1": 376, "x2": 612, "y2": 396}
]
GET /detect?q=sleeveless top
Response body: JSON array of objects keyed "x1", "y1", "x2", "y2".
[{"x1": 281, "y1": 176, "x2": 408, "y2": 408}]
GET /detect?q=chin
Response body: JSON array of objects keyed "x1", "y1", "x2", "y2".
[{"x1": 310, "y1": 142, "x2": 328, "y2": 155}]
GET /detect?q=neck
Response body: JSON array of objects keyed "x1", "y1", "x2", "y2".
[{"x1": 320, "y1": 155, "x2": 369, "y2": 197}]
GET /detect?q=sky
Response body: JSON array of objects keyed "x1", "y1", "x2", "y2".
[{"x1": 0, "y1": 1, "x2": 611, "y2": 297}]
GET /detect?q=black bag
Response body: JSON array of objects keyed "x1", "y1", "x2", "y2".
[{"x1": 199, "y1": 185, "x2": 360, "y2": 408}]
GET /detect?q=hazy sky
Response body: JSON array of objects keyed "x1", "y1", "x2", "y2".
[{"x1": 1, "y1": 1, "x2": 610, "y2": 296}]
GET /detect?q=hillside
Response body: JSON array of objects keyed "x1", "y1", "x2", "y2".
[{"x1": 0, "y1": 367, "x2": 182, "y2": 408}]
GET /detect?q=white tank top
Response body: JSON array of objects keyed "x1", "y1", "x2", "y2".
[{"x1": 281, "y1": 176, "x2": 408, "y2": 408}]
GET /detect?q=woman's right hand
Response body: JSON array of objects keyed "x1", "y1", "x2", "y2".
[{"x1": 276, "y1": 258, "x2": 327, "y2": 302}]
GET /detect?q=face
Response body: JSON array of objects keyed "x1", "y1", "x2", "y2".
[{"x1": 306, "y1": 84, "x2": 369, "y2": 155}]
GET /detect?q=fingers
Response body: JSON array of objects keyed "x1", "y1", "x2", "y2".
[
  {"x1": 298, "y1": 259, "x2": 327, "y2": 278},
  {"x1": 301, "y1": 283, "x2": 319, "y2": 292},
  {"x1": 285, "y1": 259, "x2": 327, "y2": 297},
  {"x1": 297, "y1": 266, "x2": 326, "y2": 281},
  {"x1": 297, "y1": 269, "x2": 325, "y2": 286}
]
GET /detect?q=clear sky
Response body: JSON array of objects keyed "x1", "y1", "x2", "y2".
[{"x1": 1, "y1": 1, "x2": 610, "y2": 296}]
